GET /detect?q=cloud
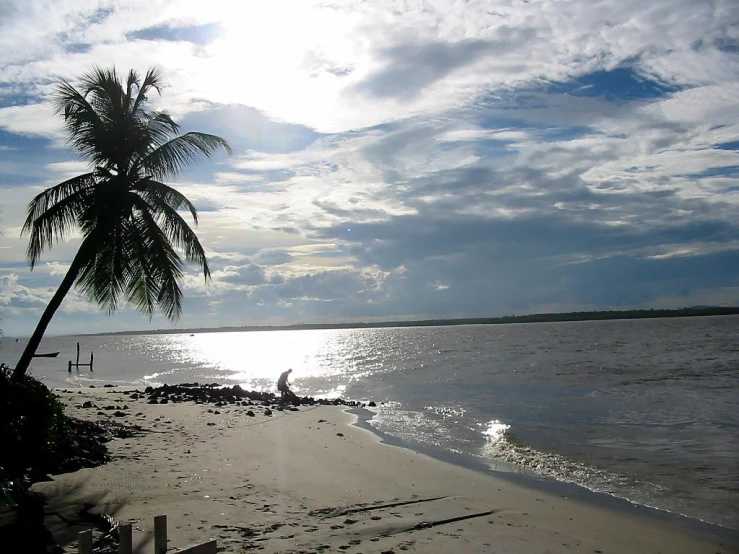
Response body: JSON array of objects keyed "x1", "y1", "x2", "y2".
[
  {"x1": 126, "y1": 22, "x2": 224, "y2": 45},
  {"x1": 0, "y1": 103, "x2": 62, "y2": 138},
  {"x1": 254, "y1": 250, "x2": 295, "y2": 266},
  {"x1": 1, "y1": 0, "x2": 738, "y2": 336},
  {"x1": 215, "y1": 263, "x2": 268, "y2": 286},
  {"x1": 354, "y1": 36, "x2": 517, "y2": 100}
]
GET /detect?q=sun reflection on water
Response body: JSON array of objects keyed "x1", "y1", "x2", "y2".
[{"x1": 155, "y1": 329, "x2": 354, "y2": 393}]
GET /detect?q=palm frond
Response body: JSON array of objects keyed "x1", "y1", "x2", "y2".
[
  {"x1": 22, "y1": 173, "x2": 95, "y2": 227},
  {"x1": 142, "y1": 111, "x2": 180, "y2": 145},
  {"x1": 123, "y1": 215, "x2": 160, "y2": 317},
  {"x1": 126, "y1": 112, "x2": 179, "y2": 171},
  {"x1": 132, "y1": 67, "x2": 165, "y2": 115},
  {"x1": 123, "y1": 69, "x2": 140, "y2": 114},
  {"x1": 75, "y1": 221, "x2": 129, "y2": 314},
  {"x1": 134, "y1": 179, "x2": 199, "y2": 221},
  {"x1": 130, "y1": 207, "x2": 185, "y2": 319},
  {"x1": 81, "y1": 67, "x2": 122, "y2": 112},
  {"x1": 138, "y1": 132, "x2": 231, "y2": 180},
  {"x1": 131, "y1": 193, "x2": 210, "y2": 281},
  {"x1": 22, "y1": 173, "x2": 96, "y2": 268},
  {"x1": 52, "y1": 80, "x2": 105, "y2": 162}
]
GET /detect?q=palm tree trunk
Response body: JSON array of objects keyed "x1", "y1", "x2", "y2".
[{"x1": 13, "y1": 253, "x2": 87, "y2": 380}]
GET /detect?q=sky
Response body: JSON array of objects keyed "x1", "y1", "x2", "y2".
[{"x1": 1, "y1": 0, "x2": 738, "y2": 337}]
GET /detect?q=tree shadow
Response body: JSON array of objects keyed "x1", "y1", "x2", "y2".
[{"x1": 39, "y1": 473, "x2": 130, "y2": 551}]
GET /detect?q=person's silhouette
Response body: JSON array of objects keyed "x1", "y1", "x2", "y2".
[{"x1": 277, "y1": 368, "x2": 294, "y2": 399}]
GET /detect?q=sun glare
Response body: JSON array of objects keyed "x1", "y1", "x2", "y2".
[
  {"x1": 175, "y1": 329, "x2": 346, "y2": 390},
  {"x1": 197, "y1": 2, "x2": 363, "y2": 129}
]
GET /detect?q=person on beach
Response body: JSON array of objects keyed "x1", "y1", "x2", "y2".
[{"x1": 277, "y1": 368, "x2": 294, "y2": 400}]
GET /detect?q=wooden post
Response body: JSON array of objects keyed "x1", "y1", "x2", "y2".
[
  {"x1": 118, "y1": 523, "x2": 132, "y2": 554},
  {"x1": 154, "y1": 514, "x2": 167, "y2": 553},
  {"x1": 68, "y1": 343, "x2": 93, "y2": 371},
  {"x1": 77, "y1": 529, "x2": 93, "y2": 554}
]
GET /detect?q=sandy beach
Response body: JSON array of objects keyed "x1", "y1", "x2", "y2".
[{"x1": 32, "y1": 387, "x2": 736, "y2": 554}]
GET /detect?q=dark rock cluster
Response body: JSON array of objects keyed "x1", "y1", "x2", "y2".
[{"x1": 141, "y1": 382, "x2": 366, "y2": 409}]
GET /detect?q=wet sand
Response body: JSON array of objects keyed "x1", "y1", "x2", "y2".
[{"x1": 33, "y1": 387, "x2": 737, "y2": 553}]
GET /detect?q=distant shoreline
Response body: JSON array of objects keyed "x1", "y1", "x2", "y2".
[{"x1": 87, "y1": 306, "x2": 739, "y2": 337}]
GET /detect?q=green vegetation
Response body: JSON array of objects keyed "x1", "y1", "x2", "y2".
[
  {"x1": 0, "y1": 365, "x2": 69, "y2": 507},
  {"x1": 14, "y1": 67, "x2": 230, "y2": 378},
  {"x1": 94, "y1": 306, "x2": 739, "y2": 336},
  {"x1": 0, "y1": 366, "x2": 122, "y2": 552}
]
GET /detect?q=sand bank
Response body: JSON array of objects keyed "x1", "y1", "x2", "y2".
[{"x1": 33, "y1": 387, "x2": 736, "y2": 553}]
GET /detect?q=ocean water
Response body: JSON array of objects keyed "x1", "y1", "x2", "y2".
[{"x1": 2, "y1": 315, "x2": 738, "y2": 531}]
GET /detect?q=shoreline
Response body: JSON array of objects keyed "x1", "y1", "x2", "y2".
[
  {"x1": 349, "y1": 407, "x2": 739, "y2": 547},
  {"x1": 28, "y1": 386, "x2": 738, "y2": 553},
  {"x1": 8, "y1": 308, "x2": 737, "y2": 340}
]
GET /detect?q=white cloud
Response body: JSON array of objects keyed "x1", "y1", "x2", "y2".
[
  {"x1": 1, "y1": 0, "x2": 738, "y2": 335},
  {"x1": 0, "y1": 103, "x2": 62, "y2": 138},
  {"x1": 46, "y1": 160, "x2": 90, "y2": 180}
]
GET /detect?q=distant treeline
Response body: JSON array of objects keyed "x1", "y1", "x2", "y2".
[{"x1": 93, "y1": 306, "x2": 739, "y2": 337}]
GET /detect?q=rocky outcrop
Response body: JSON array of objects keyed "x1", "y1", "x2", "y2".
[{"x1": 141, "y1": 383, "x2": 365, "y2": 408}]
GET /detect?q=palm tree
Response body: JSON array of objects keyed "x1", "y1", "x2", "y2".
[{"x1": 13, "y1": 67, "x2": 230, "y2": 378}]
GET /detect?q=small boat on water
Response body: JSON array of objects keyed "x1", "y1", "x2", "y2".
[{"x1": 33, "y1": 352, "x2": 60, "y2": 358}]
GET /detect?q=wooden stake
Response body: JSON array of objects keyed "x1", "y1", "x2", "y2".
[
  {"x1": 154, "y1": 514, "x2": 168, "y2": 553},
  {"x1": 77, "y1": 529, "x2": 93, "y2": 554},
  {"x1": 118, "y1": 523, "x2": 132, "y2": 554}
]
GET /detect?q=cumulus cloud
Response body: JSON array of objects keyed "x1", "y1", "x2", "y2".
[
  {"x1": 354, "y1": 35, "x2": 527, "y2": 100},
  {"x1": 1, "y1": 0, "x2": 738, "y2": 335}
]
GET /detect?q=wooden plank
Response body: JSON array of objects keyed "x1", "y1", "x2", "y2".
[
  {"x1": 77, "y1": 529, "x2": 93, "y2": 554},
  {"x1": 178, "y1": 539, "x2": 217, "y2": 554},
  {"x1": 154, "y1": 514, "x2": 168, "y2": 553},
  {"x1": 118, "y1": 523, "x2": 132, "y2": 554}
]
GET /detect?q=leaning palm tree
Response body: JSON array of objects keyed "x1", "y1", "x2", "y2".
[{"x1": 13, "y1": 67, "x2": 230, "y2": 378}]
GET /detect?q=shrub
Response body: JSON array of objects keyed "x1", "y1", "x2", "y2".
[{"x1": 0, "y1": 365, "x2": 67, "y2": 506}]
